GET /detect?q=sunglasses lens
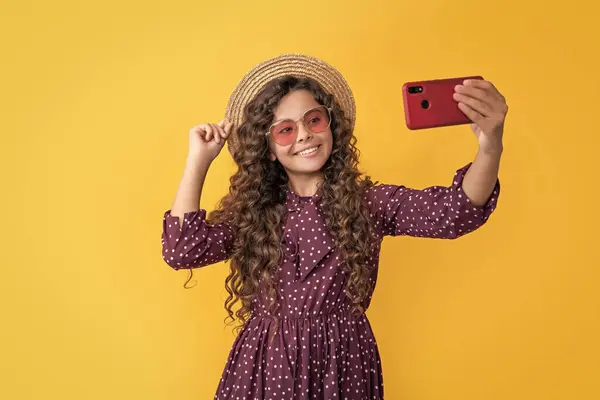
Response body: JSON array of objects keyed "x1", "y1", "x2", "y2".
[
  {"x1": 304, "y1": 107, "x2": 330, "y2": 133},
  {"x1": 270, "y1": 120, "x2": 297, "y2": 146}
]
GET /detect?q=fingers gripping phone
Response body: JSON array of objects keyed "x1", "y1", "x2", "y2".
[{"x1": 402, "y1": 76, "x2": 483, "y2": 130}]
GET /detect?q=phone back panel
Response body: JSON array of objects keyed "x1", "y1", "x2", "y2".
[{"x1": 402, "y1": 76, "x2": 483, "y2": 130}]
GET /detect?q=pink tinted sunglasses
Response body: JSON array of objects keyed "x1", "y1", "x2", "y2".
[{"x1": 265, "y1": 105, "x2": 333, "y2": 146}]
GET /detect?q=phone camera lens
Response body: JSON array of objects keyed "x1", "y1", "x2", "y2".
[
  {"x1": 408, "y1": 86, "x2": 423, "y2": 94},
  {"x1": 421, "y1": 100, "x2": 430, "y2": 109}
]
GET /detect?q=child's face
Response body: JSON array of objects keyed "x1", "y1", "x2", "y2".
[{"x1": 267, "y1": 90, "x2": 333, "y2": 178}]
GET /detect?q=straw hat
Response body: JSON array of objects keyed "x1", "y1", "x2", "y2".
[{"x1": 224, "y1": 53, "x2": 356, "y2": 155}]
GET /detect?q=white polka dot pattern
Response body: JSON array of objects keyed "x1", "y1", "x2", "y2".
[
  {"x1": 368, "y1": 163, "x2": 499, "y2": 238},
  {"x1": 160, "y1": 163, "x2": 500, "y2": 399}
]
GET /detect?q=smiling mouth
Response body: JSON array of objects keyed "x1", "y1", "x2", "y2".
[{"x1": 295, "y1": 145, "x2": 320, "y2": 156}]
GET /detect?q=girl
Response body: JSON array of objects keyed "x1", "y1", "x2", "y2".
[{"x1": 161, "y1": 54, "x2": 505, "y2": 399}]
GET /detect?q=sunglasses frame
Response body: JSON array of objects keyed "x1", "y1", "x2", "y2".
[{"x1": 264, "y1": 105, "x2": 333, "y2": 146}]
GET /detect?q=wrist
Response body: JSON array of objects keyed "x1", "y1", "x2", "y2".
[
  {"x1": 186, "y1": 152, "x2": 212, "y2": 170},
  {"x1": 478, "y1": 138, "x2": 504, "y2": 156}
]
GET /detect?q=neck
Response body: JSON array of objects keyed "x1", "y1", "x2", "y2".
[{"x1": 287, "y1": 171, "x2": 324, "y2": 197}]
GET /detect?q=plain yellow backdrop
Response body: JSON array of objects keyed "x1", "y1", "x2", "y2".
[{"x1": 1, "y1": 0, "x2": 598, "y2": 399}]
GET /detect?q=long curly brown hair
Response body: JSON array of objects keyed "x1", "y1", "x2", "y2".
[{"x1": 200, "y1": 76, "x2": 377, "y2": 332}]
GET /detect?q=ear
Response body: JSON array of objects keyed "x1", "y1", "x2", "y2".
[{"x1": 269, "y1": 150, "x2": 277, "y2": 161}]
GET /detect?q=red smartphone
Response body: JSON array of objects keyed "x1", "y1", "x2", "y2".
[{"x1": 402, "y1": 76, "x2": 483, "y2": 130}]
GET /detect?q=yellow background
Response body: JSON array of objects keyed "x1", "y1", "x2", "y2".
[{"x1": 2, "y1": 0, "x2": 598, "y2": 399}]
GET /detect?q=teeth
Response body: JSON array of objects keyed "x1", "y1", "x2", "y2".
[{"x1": 297, "y1": 146, "x2": 319, "y2": 156}]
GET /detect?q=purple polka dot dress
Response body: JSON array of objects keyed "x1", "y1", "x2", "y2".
[{"x1": 161, "y1": 163, "x2": 499, "y2": 399}]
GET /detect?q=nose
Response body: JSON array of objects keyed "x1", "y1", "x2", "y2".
[{"x1": 295, "y1": 122, "x2": 313, "y2": 143}]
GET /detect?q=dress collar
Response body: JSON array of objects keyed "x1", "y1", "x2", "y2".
[{"x1": 284, "y1": 185, "x2": 324, "y2": 213}]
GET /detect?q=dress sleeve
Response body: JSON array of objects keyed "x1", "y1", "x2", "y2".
[
  {"x1": 367, "y1": 163, "x2": 499, "y2": 239},
  {"x1": 161, "y1": 209, "x2": 234, "y2": 270}
]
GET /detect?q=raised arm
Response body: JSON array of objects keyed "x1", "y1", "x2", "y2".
[
  {"x1": 368, "y1": 78, "x2": 508, "y2": 239},
  {"x1": 161, "y1": 120, "x2": 234, "y2": 270}
]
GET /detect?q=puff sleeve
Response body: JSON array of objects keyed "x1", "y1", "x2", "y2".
[{"x1": 161, "y1": 209, "x2": 234, "y2": 270}]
